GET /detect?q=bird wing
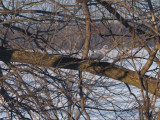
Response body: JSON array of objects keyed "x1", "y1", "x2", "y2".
[{"x1": 89, "y1": 51, "x2": 104, "y2": 60}]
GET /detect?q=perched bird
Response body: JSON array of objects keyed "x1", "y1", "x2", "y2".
[{"x1": 89, "y1": 45, "x2": 108, "y2": 61}]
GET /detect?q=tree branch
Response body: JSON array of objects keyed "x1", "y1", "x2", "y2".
[{"x1": 0, "y1": 49, "x2": 159, "y2": 97}]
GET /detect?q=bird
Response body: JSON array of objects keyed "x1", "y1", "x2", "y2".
[{"x1": 88, "y1": 45, "x2": 108, "y2": 61}]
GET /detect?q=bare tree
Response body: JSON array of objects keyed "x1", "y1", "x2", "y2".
[{"x1": 0, "y1": 0, "x2": 159, "y2": 119}]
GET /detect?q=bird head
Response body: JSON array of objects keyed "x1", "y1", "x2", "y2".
[{"x1": 102, "y1": 45, "x2": 108, "y2": 49}]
